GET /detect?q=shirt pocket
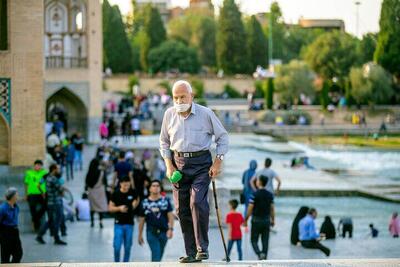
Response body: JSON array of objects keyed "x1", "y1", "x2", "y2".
[{"x1": 191, "y1": 127, "x2": 209, "y2": 147}]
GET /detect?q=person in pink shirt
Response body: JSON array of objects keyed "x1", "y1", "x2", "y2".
[
  {"x1": 389, "y1": 212, "x2": 400, "y2": 238},
  {"x1": 99, "y1": 121, "x2": 109, "y2": 140}
]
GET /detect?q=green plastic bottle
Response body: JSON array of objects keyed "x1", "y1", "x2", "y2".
[{"x1": 169, "y1": 170, "x2": 182, "y2": 183}]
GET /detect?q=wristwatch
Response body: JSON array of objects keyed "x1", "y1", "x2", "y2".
[
  {"x1": 168, "y1": 227, "x2": 174, "y2": 231},
  {"x1": 216, "y1": 154, "x2": 224, "y2": 161}
]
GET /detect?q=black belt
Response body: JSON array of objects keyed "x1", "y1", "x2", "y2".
[{"x1": 175, "y1": 150, "x2": 209, "y2": 158}]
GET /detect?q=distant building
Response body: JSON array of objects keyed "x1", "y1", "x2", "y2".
[
  {"x1": 189, "y1": 0, "x2": 213, "y2": 11},
  {"x1": 169, "y1": 6, "x2": 185, "y2": 20},
  {"x1": 188, "y1": 0, "x2": 214, "y2": 16},
  {"x1": 298, "y1": 18, "x2": 345, "y2": 31},
  {"x1": 254, "y1": 14, "x2": 345, "y2": 33},
  {"x1": 135, "y1": 0, "x2": 171, "y2": 24}
]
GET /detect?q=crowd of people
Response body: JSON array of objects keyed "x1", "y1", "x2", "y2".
[
  {"x1": 99, "y1": 92, "x2": 171, "y2": 142},
  {"x1": 1, "y1": 148, "x2": 399, "y2": 264},
  {"x1": 0, "y1": 115, "x2": 399, "y2": 264}
]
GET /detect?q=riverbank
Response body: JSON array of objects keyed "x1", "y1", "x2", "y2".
[{"x1": 289, "y1": 135, "x2": 400, "y2": 149}]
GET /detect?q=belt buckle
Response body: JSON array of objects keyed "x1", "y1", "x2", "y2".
[{"x1": 183, "y1": 152, "x2": 190, "y2": 158}]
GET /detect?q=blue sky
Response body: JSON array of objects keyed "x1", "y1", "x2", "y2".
[{"x1": 109, "y1": 0, "x2": 382, "y2": 37}]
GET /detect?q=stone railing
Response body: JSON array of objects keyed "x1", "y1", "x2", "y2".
[{"x1": 45, "y1": 56, "x2": 87, "y2": 69}]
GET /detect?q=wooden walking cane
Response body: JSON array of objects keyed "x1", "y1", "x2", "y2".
[{"x1": 212, "y1": 181, "x2": 231, "y2": 262}]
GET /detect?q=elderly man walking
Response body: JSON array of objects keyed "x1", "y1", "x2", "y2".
[{"x1": 160, "y1": 80, "x2": 229, "y2": 263}]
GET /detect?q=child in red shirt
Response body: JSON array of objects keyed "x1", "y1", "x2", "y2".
[{"x1": 225, "y1": 199, "x2": 244, "y2": 260}]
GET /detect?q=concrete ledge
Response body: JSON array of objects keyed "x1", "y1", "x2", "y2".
[{"x1": 4, "y1": 259, "x2": 400, "y2": 267}]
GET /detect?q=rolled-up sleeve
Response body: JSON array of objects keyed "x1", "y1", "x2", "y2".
[
  {"x1": 159, "y1": 111, "x2": 172, "y2": 159},
  {"x1": 209, "y1": 110, "x2": 229, "y2": 155}
]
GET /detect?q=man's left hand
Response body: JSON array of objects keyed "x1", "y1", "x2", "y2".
[{"x1": 209, "y1": 159, "x2": 222, "y2": 179}]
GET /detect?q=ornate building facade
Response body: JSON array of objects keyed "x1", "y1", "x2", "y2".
[
  {"x1": 0, "y1": 0, "x2": 102, "y2": 166},
  {"x1": 44, "y1": 0, "x2": 102, "y2": 144}
]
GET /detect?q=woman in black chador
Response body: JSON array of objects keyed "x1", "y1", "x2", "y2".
[{"x1": 290, "y1": 206, "x2": 309, "y2": 245}]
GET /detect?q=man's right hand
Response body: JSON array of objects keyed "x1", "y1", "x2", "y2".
[
  {"x1": 166, "y1": 164, "x2": 177, "y2": 179},
  {"x1": 119, "y1": 205, "x2": 128, "y2": 213}
]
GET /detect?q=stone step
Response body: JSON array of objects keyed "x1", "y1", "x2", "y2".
[{"x1": 5, "y1": 259, "x2": 400, "y2": 267}]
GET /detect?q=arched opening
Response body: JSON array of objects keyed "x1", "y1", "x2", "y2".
[
  {"x1": 46, "y1": 87, "x2": 87, "y2": 138},
  {"x1": 0, "y1": 114, "x2": 9, "y2": 164}
]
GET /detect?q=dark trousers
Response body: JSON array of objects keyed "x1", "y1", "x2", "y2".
[
  {"x1": 27, "y1": 194, "x2": 46, "y2": 231},
  {"x1": 342, "y1": 224, "x2": 353, "y2": 238},
  {"x1": 38, "y1": 203, "x2": 63, "y2": 241},
  {"x1": 227, "y1": 239, "x2": 243, "y2": 260},
  {"x1": 250, "y1": 219, "x2": 270, "y2": 258},
  {"x1": 301, "y1": 240, "x2": 330, "y2": 256},
  {"x1": 90, "y1": 211, "x2": 104, "y2": 224},
  {"x1": 0, "y1": 227, "x2": 23, "y2": 263},
  {"x1": 172, "y1": 152, "x2": 212, "y2": 256},
  {"x1": 66, "y1": 161, "x2": 74, "y2": 181}
]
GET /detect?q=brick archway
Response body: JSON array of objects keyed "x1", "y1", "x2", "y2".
[{"x1": 46, "y1": 87, "x2": 88, "y2": 137}]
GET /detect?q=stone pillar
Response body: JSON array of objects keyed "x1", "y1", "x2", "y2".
[
  {"x1": 86, "y1": 0, "x2": 102, "y2": 143},
  {"x1": 0, "y1": 0, "x2": 45, "y2": 166}
]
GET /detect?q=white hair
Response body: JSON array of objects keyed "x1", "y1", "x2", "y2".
[{"x1": 172, "y1": 80, "x2": 193, "y2": 94}]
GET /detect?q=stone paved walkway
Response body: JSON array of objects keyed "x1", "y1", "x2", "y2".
[{"x1": 18, "y1": 143, "x2": 400, "y2": 263}]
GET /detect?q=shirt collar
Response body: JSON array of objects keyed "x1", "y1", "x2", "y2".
[{"x1": 190, "y1": 103, "x2": 196, "y2": 115}]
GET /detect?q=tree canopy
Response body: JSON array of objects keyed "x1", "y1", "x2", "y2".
[
  {"x1": 103, "y1": 0, "x2": 133, "y2": 73},
  {"x1": 216, "y1": 0, "x2": 249, "y2": 74},
  {"x1": 168, "y1": 12, "x2": 216, "y2": 67},
  {"x1": 374, "y1": 0, "x2": 400, "y2": 78},
  {"x1": 131, "y1": 4, "x2": 167, "y2": 71},
  {"x1": 275, "y1": 60, "x2": 316, "y2": 105},
  {"x1": 350, "y1": 64, "x2": 393, "y2": 105},
  {"x1": 245, "y1": 15, "x2": 268, "y2": 71},
  {"x1": 147, "y1": 40, "x2": 200, "y2": 74},
  {"x1": 304, "y1": 31, "x2": 359, "y2": 80}
]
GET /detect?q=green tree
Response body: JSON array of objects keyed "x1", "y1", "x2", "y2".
[
  {"x1": 191, "y1": 79, "x2": 205, "y2": 98},
  {"x1": 275, "y1": 60, "x2": 315, "y2": 105},
  {"x1": 254, "y1": 80, "x2": 264, "y2": 98},
  {"x1": 144, "y1": 4, "x2": 166, "y2": 49},
  {"x1": 216, "y1": 0, "x2": 249, "y2": 74},
  {"x1": 282, "y1": 27, "x2": 324, "y2": 62},
  {"x1": 304, "y1": 31, "x2": 359, "y2": 81},
  {"x1": 246, "y1": 15, "x2": 268, "y2": 71},
  {"x1": 263, "y1": 2, "x2": 286, "y2": 62},
  {"x1": 147, "y1": 40, "x2": 200, "y2": 74},
  {"x1": 264, "y1": 78, "x2": 274, "y2": 109},
  {"x1": 197, "y1": 17, "x2": 217, "y2": 67},
  {"x1": 129, "y1": 32, "x2": 142, "y2": 71},
  {"x1": 102, "y1": 1, "x2": 132, "y2": 73},
  {"x1": 320, "y1": 80, "x2": 330, "y2": 109},
  {"x1": 350, "y1": 64, "x2": 393, "y2": 105},
  {"x1": 135, "y1": 4, "x2": 167, "y2": 71},
  {"x1": 168, "y1": 13, "x2": 217, "y2": 67},
  {"x1": 374, "y1": 0, "x2": 400, "y2": 79},
  {"x1": 358, "y1": 33, "x2": 377, "y2": 64},
  {"x1": 168, "y1": 15, "x2": 192, "y2": 44},
  {"x1": 223, "y1": 83, "x2": 242, "y2": 98},
  {"x1": 137, "y1": 31, "x2": 150, "y2": 71}
]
